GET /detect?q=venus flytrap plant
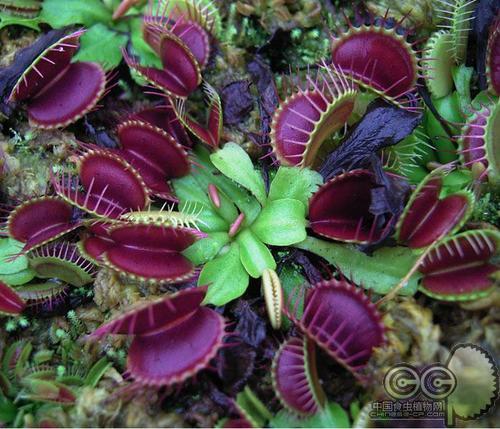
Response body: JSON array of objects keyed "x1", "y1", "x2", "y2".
[
  {"x1": 436, "y1": 0, "x2": 477, "y2": 64},
  {"x1": 5, "y1": 197, "x2": 83, "y2": 254},
  {"x1": 458, "y1": 98, "x2": 500, "y2": 185},
  {"x1": 381, "y1": 126, "x2": 435, "y2": 184},
  {"x1": 174, "y1": 143, "x2": 322, "y2": 306},
  {"x1": 1, "y1": 29, "x2": 108, "y2": 129},
  {"x1": 270, "y1": 63, "x2": 358, "y2": 167},
  {"x1": 0, "y1": 336, "x2": 112, "y2": 427},
  {"x1": 271, "y1": 277, "x2": 386, "y2": 419},
  {"x1": 15, "y1": 280, "x2": 69, "y2": 316},
  {"x1": 116, "y1": 104, "x2": 192, "y2": 200},
  {"x1": 423, "y1": 30, "x2": 456, "y2": 99},
  {"x1": 272, "y1": 335, "x2": 324, "y2": 416},
  {"x1": 89, "y1": 286, "x2": 227, "y2": 386},
  {"x1": 79, "y1": 221, "x2": 202, "y2": 284},
  {"x1": 124, "y1": 0, "x2": 224, "y2": 99},
  {"x1": 261, "y1": 268, "x2": 283, "y2": 330},
  {"x1": 308, "y1": 169, "x2": 396, "y2": 245},
  {"x1": 416, "y1": 2, "x2": 500, "y2": 181},
  {"x1": 395, "y1": 169, "x2": 475, "y2": 249},
  {"x1": 418, "y1": 229, "x2": 500, "y2": 301},
  {"x1": 171, "y1": 81, "x2": 224, "y2": 152},
  {"x1": 329, "y1": 13, "x2": 423, "y2": 110},
  {"x1": 0, "y1": 3, "x2": 498, "y2": 425},
  {"x1": 380, "y1": 168, "x2": 498, "y2": 303},
  {"x1": 52, "y1": 146, "x2": 150, "y2": 219},
  {"x1": 295, "y1": 165, "x2": 496, "y2": 303},
  {"x1": 27, "y1": 241, "x2": 96, "y2": 287}
]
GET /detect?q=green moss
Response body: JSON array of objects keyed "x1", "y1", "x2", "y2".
[{"x1": 471, "y1": 192, "x2": 500, "y2": 225}]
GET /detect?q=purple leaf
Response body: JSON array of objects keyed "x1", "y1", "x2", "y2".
[
  {"x1": 248, "y1": 56, "x2": 279, "y2": 162},
  {"x1": 233, "y1": 300, "x2": 266, "y2": 348},
  {"x1": 217, "y1": 342, "x2": 256, "y2": 394},
  {"x1": 221, "y1": 81, "x2": 254, "y2": 126},
  {"x1": 367, "y1": 157, "x2": 411, "y2": 245},
  {"x1": 472, "y1": 0, "x2": 499, "y2": 89},
  {"x1": 319, "y1": 100, "x2": 422, "y2": 180}
]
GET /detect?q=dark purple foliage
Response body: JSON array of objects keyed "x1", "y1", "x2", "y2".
[
  {"x1": 232, "y1": 300, "x2": 266, "y2": 348},
  {"x1": 367, "y1": 157, "x2": 411, "y2": 245},
  {"x1": 217, "y1": 342, "x2": 256, "y2": 394},
  {"x1": 83, "y1": 117, "x2": 119, "y2": 149},
  {"x1": 281, "y1": 250, "x2": 323, "y2": 284},
  {"x1": 221, "y1": 81, "x2": 254, "y2": 126},
  {"x1": 319, "y1": 100, "x2": 422, "y2": 180},
  {"x1": 472, "y1": 0, "x2": 500, "y2": 89},
  {"x1": 247, "y1": 55, "x2": 279, "y2": 163}
]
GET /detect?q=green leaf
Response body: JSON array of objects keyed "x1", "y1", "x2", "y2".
[
  {"x1": 441, "y1": 169, "x2": 473, "y2": 194},
  {"x1": 15, "y1": 342, "x2": 32, "y2": 379},
  {"x1": 236, "y1": 229, "x2": 276, "y2": 278},
  {"x1": 193, "y1": 145, "x2": 261, "y2": 224},
  {"x1": 179, "y1": 201, "x2": 228, "y2": 233},
  {"x1": 295, "y1": 237, "x2": 419, "y2": 295},
  {"x1": 472, "y1": 91, "x2": 498, "y2": 110},
  {"x1": 73, "y1": 23, "x2": 127, "y2": 70},
  {"x1": 268, "y1": 167, "x2": 323, "y2": 209},
  {"x1": 236, "y1": 387, "x2": 272, "y2": 428},
  {"x1": 13, "y1": 404, "x2": 32, "y2": 428},
  {"x1": 129, "y1": 16, "x2": 162, "y2": 67},
  {"x1": 452, "y1": 65, "x2": 473, "y2": 116},
  {"x1": 174, "y1": 147, "x2": 260, "y2": 228},
  {"x1": 173, "y1": 174, "x2": 211, "y2": 205},
  {"x1": 176, "y1": 168, "x2": 239, "y2": 223},
  {"x1": 84, "y1": 357, "x2": 111, "y2": 388},
  {"x1": 0, "y1": 12, "x2": 41, "y2": 30},
  {"x1": 199, "y1": 242, "x2": 249, "y2": 306},
  {"x1": 174, "y1": 170, "x2": 231, "y2": 232},
  {"x1": 307, "y1": 403, "x2": 350, "y2": 428},
  {"x1": 0, "y1": 239, "x2": 35, "y2": 285},
  {"x1": 210, "y1": 143, "x2": 267, "y2": 205},
  {"x1": 0, "y1": 269, "x2": 35, "y2": 286},
  {"x1": 279, "y1": 264, "x2": 306, "y2": 329},
  {"x1": 40, "y1": 0, "x2": 112, "y2": 27},
  {"x1": 183, "y1": 232, "x2": 229, "y2": 265},
  {"x1": 0, "y1": 395, "x2": 17, "y2": 424},
  {"x1": 271, "y1": 402, "x2": 350, "y2": 428},
  {"x1": 252, "y1": 199, "x2": 306, "y2": 246},
  {"x1": 0, "y1": 239, "x2": 28, "y2": 274},
  {"x1": 211, "y1": 189, "x2": 239, "y2": 224}
]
